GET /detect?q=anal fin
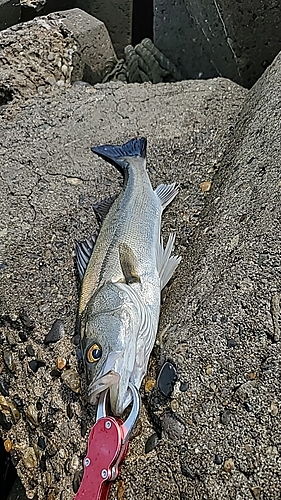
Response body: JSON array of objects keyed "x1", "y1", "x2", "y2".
[{"x1": 156, "y1": 233, "x2": 181, "y2": 289}]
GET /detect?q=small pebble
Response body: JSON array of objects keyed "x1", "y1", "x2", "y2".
[
  {"x1": 3, "y1": 350, "x2": 15, "y2": 373},
  {"x1": 145, "y1": 433, "x2": 159, "y2": 453},
  {"x1": 29, "y1": 360, "x2": 39, "y2": 373},
  {"x1": 20, "y1": 311, "x2": 35, "y2": 329},
  {"x1": 144, "y1": 378, "x2": 156, "y2": 393},
  {"x1": 45, "y1": 472, "x2": 52, "y2": 487},
  {"x1": 244, "y1": 402, "x2": 252, "y2": 412},
  {"x1": 23, "y1": 447, "x2": 38, "y2": 469},
  {"x1": 205, "y1": 365, "x2": 213, "y2": 375},
  {"x1": 66, "y1": 177, "x2": 83, "y2": 186},
  {"x1": 162, "y1": 412, "x2": 185, "y2": 440},
  {"x1": 220, "y1": 410, "x2": 232, "y2": 425},
  {"x1": 57, "y1": 357, "x2": 67, "y2": 370},
  {"x1": 157, "y1": 361, "x2": 177, "y2": 397},
  {"x1": 180, "y1": 382, "x2": 189, "y2": 392},
  {"x1": 36, "y1": 400, "x2": 43, "y2": 411},
  {"x1": 214, "y1": 454, "x2": 223, "y2": 465},
  {"x1": 270, "y1": 401, "x2": 278, "y2": 416},
  {"x1": 248, "y1": 372, "x2": 257, "y2": 380},
  {"x1": 26, "y1": 404, "x2": 39, "y2": 427},
  {"x1": 250, "y1": 486, "x2": 262, "y2": 500},
  {"x1": 223, "y1": 458, "x2": 234, "y2": 473},
  {"x1": 13, "y1": 394, "x2": 24, "y2": 410},
  {"x1": 72, "y1": 80, "x2": 92, "y2": 88},
  {"x1": 61, "y1": 368, "x2": 81, "y2": 394},
  {"x1": 46, "y1": 443, "x2": 57, "y2": 457},
  {"x1": 200, "y1": 181, "x2": 212, "y2": 192},
  {"x1": 0, "y1": 377, "x2": 9, "y2": 397},
  {"x1": 18, "y1": 349, "x2": 26, "y2": 360},
  {"x1": 6, "y1": 331, "x2": 19, "y2": 347},
  {"x1": 4, "y1": 438, "x2": 12, "y2": 452},
  {"x1": 26, "y1": 345, "x2": 35, "y2": 357},
  {"x1": 48, "y1": 52, "x2": 55, "y2": 61},
  {"x1": 180, "y1": 462, "x2": 196, "y2": 479},
  {"x1": 66, "y1": 403, "x2": 74, "y2": 419},
  {"x1": 38, "y1": 436, "x2": 46, "y2": 450},
  {"x1": 46, "y1": 76, "x2": 56, "y2": 85},
  {"x1": 227, "y1": 338, "x2": 237, "y2": 348},
  {"x1": 18, "y1": 331, "x2": 28, "y2": 342},
  {"x1": 39, "y1": 454, "x2": 47, "y2": 472},
  {"x1": 170, "y1": 399, "x2": 179, "y2": 412},
  {"x1": 44, "y1": 320, "x2": 65, "y2": 344},
  {"x1": 61, "y1": 64, "x2": 68, "y2": 76}
]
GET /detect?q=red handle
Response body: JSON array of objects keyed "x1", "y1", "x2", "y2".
[{"x1": 74, "y1": 417, "x2": 128, "y2": 500}]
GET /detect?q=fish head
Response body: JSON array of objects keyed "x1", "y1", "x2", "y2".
[{"x1": 81, "y1": 282, "x2": 140, "y2": 415}]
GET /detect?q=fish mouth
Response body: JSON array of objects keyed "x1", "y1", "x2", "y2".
[{"x1": 88, "y1": 370, "x2": 120, "y2": 403}]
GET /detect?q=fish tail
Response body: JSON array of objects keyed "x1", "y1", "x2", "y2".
[{"x1": 91, "y1": 137, "x2": 147, "y2": 175}]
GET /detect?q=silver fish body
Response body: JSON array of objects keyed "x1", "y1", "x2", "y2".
[{"x1": 77, "y1": 138, "x2": 181, "y2": 415}]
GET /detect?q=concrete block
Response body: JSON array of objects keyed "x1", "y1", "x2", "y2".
[
  {"x1": 0, "y1": 0, "x2": 21, "y2": 30},
  {"x1": 55, "y1": 8, "x2": 116, "y2": 84},
  {"x1": 75, "y1": 0, "x2": 133, "y2": 58},
  {"x1": 154, "y1": 0, "x2": 281, "y2": 87}
]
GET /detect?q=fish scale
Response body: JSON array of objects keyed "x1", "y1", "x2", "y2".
[{"x1": 76, "y1": 138, "x2": 181, "y2": 415}]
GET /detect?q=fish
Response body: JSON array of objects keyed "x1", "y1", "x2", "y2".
[{"x1": 76, "y1": 137, "x2": 181, "y2": 415}]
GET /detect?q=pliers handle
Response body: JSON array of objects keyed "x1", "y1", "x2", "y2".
[{"x1": 74, "y1": 383, "x2": 140, "y2": 500}]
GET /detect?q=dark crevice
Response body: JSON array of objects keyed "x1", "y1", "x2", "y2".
[
  {"x1": 0, "y1": 439, "x2": 17, "y2": 500},
  {"x1": 132, "y1": 0, "x2": 153, "y2": 45}
]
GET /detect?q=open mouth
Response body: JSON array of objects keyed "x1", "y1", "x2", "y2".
[{"x1": 88, "y1": 370, "x2": 120, "y2": 404}]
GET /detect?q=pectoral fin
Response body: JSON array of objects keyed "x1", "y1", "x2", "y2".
[
  {"x1": 119, "y1": 243, "x2": 141, "y2": 284},
  {"x1": 76, "y1": 232, "x2": 98, "y2": 280},
  {"x1": 93, "y1": 196, "x2": 117, "y2": 224}
]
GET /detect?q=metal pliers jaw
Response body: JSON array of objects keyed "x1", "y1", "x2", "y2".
[{"x1": 74, "y1": 383, "x2": 141, "y2": 500}]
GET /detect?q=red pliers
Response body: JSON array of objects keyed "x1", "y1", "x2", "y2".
[{"x1": 74, "y1": 383, "x2": 141, "y2": 500}]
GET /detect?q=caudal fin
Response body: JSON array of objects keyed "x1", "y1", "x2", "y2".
[{"x1": 91, "y1": 137, "x2": 147, "y2": 175}]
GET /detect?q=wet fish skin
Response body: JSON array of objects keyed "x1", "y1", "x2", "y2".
[{"x1": 77, "y1": 138, "x2": 181, "y2": 415}]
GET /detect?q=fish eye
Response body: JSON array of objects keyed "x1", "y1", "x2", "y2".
[{"x1": 86, "y1": 343, "x2": 102, "y2": 363}]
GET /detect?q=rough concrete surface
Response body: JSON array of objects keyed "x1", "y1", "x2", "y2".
[
  {"x1": 0, "y1": 9, "x2": 115, "y2": 104},
  {"x1": 0, "y1": 46, "x2": 280, "y2": 500}
]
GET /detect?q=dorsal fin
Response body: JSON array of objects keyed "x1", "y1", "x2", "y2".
[
  {"x1": 76, "y1": 232, "x2": 98, "y2": 281},
  {"x1": 119, "y1": 243, "x2": 141, "y2": 284},
  {"x1": 93, "y1": 196, "x2": 117, "y2": 224}
]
